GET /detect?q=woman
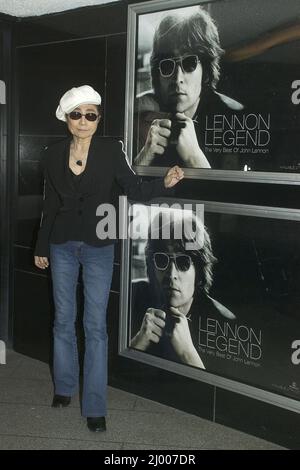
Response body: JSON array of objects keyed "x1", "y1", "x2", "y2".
[{"x1": 34, "y1": 85, "x2": 184, "y2": 432}]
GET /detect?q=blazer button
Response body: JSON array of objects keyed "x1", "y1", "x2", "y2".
[
  {"x1": 78, "y1": 210, "x2": 82, "y2": 215},
  {"x1": 79, "y1": 197, "x2": 84, "y2": 202}
]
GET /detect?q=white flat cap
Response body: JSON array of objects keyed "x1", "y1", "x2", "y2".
[{"x1": 56, "y1": 85, "x2": 102, "y2": 121}]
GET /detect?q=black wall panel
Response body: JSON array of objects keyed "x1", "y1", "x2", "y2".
[
  {"x1": 0, "y1": 18, "x2": 15, "y2": 346},
  {"x1": 14, "y1": 270, "x2": 53, "y2": 363},
  {"x1": 18, "y1": 39, "x2": 106, "y2": 136},
  {"x1": 19, "y1": 136, "x2": 64, "y2": 195},
  {"x1": 215, "y1": 387, "x2": 300, "y2": 449},
  {"x1": 105, "y1": 34, "x2": 127, "y2": 137}
]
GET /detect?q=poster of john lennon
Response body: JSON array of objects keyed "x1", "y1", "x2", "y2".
[
  {"x1": 132, "y1": 0, "x2": 300, "y2": 173},
  {"x1": 128, "y1": 203, "x2": 300, "y2": 401}
]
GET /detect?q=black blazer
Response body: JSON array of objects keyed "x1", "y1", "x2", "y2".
[{"x1": 35, "y1": 136, "x2": 171, "y2": 256}]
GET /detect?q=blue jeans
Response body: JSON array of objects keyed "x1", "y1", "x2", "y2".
[{"x1": 50, "y1": 241, "x2": 114, "y2": 417}]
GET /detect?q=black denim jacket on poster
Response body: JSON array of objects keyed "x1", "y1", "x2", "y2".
[{"x1": 34, "y1": 136, "x2": 171, "y2": 257}]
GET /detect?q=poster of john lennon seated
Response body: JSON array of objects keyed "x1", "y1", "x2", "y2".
[
  {"x1": 129, "y1": 0, "x2": 300, "y2": 177},
  {"x1": 128, "y1": 202, "x2": 300, "y2": 402}
]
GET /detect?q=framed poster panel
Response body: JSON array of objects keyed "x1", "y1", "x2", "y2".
[
  {"x1": 125, "y1": 0, "x2": 300, "y2": 184},
  {"x1": 119, "y1": 199, "x2": 300, "y2": 412}
]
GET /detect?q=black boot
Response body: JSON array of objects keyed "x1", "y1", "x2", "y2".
[
  {"x1": 52, "y1": 394, "x2": 71, "y2": 408},
  {"x1": 87, "y1": 416, "x2": 106, "y2": 432}
]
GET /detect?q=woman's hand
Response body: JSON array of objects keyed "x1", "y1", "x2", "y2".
[
  {"x1": 164, "y1": 165, "x2": 184, "y2": 188},
  {"x1": 34, "y1": 256, "x2": 49, "y2": 270}
]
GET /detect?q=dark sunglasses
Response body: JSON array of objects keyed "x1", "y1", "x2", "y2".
[
  {"x1": 152, "y1": 252, "x2": 193, "y2": 272},
  {"x1": 159, "y1": 54, "x2": 199, "y2": 78},
  {"x1": 68, "y1": 111, "x2": 99, "y2": 122}
]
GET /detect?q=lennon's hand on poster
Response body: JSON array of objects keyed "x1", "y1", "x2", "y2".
[
  {"x1": 132, "y1": 1, "x2": 300, "y2": 175},
  {"x1": 128, "y1": 202, "x2": 300, "y2": 402}
]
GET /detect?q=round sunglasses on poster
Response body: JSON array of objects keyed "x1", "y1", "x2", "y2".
[
  {"x1": 159, "y1": 55, "x2": 200, "y2": 78},
  {"x1": 153, "y1": 252, "x2": 193, "y2": 272}
]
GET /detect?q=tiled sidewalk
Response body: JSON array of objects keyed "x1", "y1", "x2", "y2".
[{"x1": 0, "y1": 350, "x2": 285, "y2": 450}]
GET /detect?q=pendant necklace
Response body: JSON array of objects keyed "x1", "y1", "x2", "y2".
[{"x1": 70, "y1": 145, "x2": 87, "y2": 167}]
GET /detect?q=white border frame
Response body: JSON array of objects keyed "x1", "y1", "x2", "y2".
[{"x1": 124, "y1": 0, "x2": 300, "y2": 185}]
